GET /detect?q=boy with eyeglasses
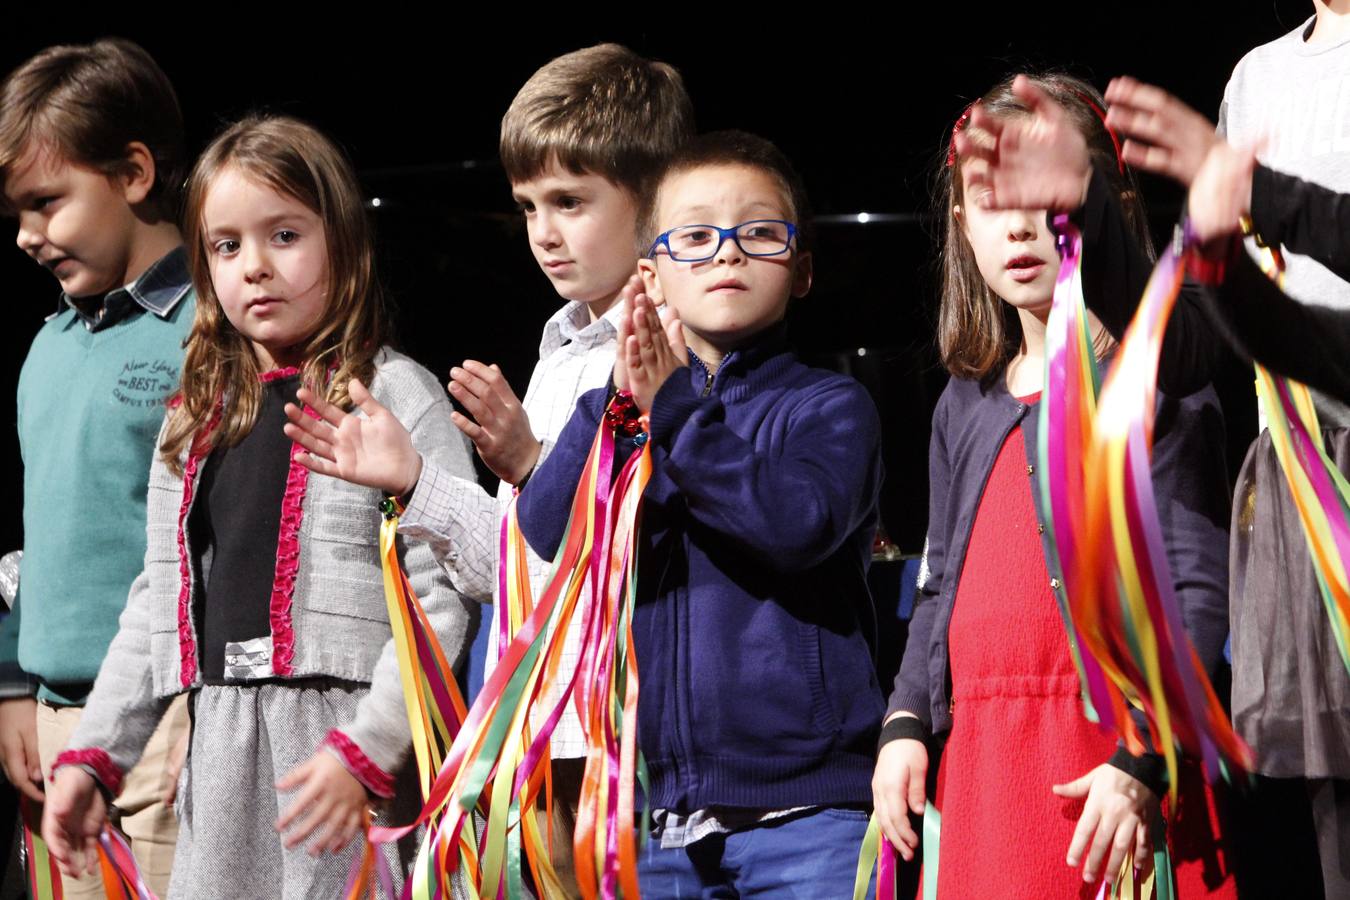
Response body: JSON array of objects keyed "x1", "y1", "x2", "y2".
[{"x1": 516, "y1": 130, "x2": 886, "y2": 897}]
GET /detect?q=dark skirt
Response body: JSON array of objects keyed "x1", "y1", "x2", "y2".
[{"x1": 1230, "y1": 427, "x2": 1350, "y2": 779}]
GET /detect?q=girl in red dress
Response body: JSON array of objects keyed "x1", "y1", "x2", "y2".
[{"x1": 873, "y1": 73, "x2": 1238, "y2": 899}]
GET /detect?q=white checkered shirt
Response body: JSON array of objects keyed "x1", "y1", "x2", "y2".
[{"x1": 400, "y1": 300, "x2": 622, "y2": 757}]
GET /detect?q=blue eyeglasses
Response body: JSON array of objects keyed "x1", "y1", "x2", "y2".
[{"x1": 646, "y1": 219, "x2": 798, "y2": 263}]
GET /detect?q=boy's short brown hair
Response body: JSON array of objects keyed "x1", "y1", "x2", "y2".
[
  {"x1": 500, "y1": 43, "x2": 693, "y2": 197},
  {"x1": 0, "y1": 38, "x2": 185, "y2": 217},
  {"x1": 639, "y1": 130, "x2": 814, "y2": 256}
]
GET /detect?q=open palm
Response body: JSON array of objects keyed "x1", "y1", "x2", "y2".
[{"x1": 283, "y1": 378, "x2": 422, "y2": 497}]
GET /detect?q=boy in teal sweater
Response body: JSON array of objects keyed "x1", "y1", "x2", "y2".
[{"x1": 0, "y1": 39, "x2": 194, "y2": 897}]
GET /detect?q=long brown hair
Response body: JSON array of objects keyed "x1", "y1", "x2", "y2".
[
  {"x1": 936, "y1": 72, "x2": 1154, "y2": 381},
  {"x1": 161, "y1": 115, "x2": 387, "y2": 472}
]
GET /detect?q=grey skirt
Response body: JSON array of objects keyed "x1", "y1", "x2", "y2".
[
  {"x1": 167, "y1": 680, "x2": 424, "y2": 900},
  {"x1": 1230, "y1": 427, "x2": 1350, "y2": 779}
]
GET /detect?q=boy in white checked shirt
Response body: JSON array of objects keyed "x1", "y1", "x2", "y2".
[{"x1": 285, "y1": 43, "x2": 693, "y2": 893}]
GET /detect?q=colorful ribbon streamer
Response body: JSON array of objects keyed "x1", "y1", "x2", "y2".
[
  {"x1": 20, "y1": 797, "x2": 159, "y2": 900},
  {"x1": 95, "y1": 828, "x2": 155, "y2": 900},
  {"x1": 1038, "y1": 219, "x2": 1113, "y2": 726},
  {"x1": 368, "y1": 397, "x2": 652, "y2": 899},
  {"x1": 1038, "y1": 216, "x2": 1252, "y2": 799},
  {"x1": 850, "y1": 802, "x2": 936, "y2": 900},
  {"x1": 21, "y1": 798, "x2": 63, "y2": 900}
]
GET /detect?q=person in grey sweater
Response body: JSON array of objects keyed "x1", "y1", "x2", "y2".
[{"x1": 41, "y1": 117, "x2": 476, "y2": 900}]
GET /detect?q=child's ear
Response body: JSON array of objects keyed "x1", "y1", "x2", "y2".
[
  {"x1": 791, "y1": 251, "x2": 814, "y2": 298},
  {"x1": 119, "y1": 141, "x2": 157, "y2": 206},
  {"x1": 953, "y1": 203, "x2": 971, "y2": 239},
  {"x1": 637, "y1": 257, "x2": 663, "y2": 304}
]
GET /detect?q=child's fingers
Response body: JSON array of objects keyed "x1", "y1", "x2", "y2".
[
  {"x1": 448, "y1": 366, "x2": 497, "y2": 410},
  {"x1": 665, "y1": 315, "x2": 688, "y2": 364},
  {"x1": 906, "y1": 759, "x2": 928, "y2": 816},
  {"x1": 447, "y1": 379, "x2": 494, "y2": 427},
  {"x1": 642, "y1": 301, "x2": 673, "y2": 366},
  {"x1": 633, "y1": 294, "x2": 653, "y2": 346},
  {"x1": 347, "y1": 379, "x2": 383, "y2": 421},
  {"x1": 463, "y1": 360, "x2": 521, "y2": 410},
  {"x1": 1064, "y1": 801, "x2": 1099, "y2": 868},
  {"x1": 1102, "y1": 817, "x2": 1138, "y2": 884},
  {"x1": 1051, "y1": 772, "x2": 1090, "y2": 798},
  {"x1": 618, "y1": 294, "x2": 634, "y2": 344},
  {"x1": 282, "y1": 800, "x2": 328, "y2": 850},
  {"x1": 283, "y1": 419, "x2": 335, "y2": 461},
  {"x1": 283, "y1": 401, "x2": 334, "y2": 441},
  {"x1": 326, "y1": 809, "x2": 362, "y2": 855},
  {"x1": 82, "y1": 834, "x2": 100, "y2": 877},
  {"x1": 1118, "y1": 139, "x2": 1168, "y2": 175},
  {"x1": 275, "y1": 769, "x2": 319, "y2": 834},
  {"x1": 619, "y1": 273, "x2": 642, "y2": 308},
  {"x1": 296, "y1": 385, "x2": 347, "y2": 429},
  {"x1": 449, "y1": 410, "x2": 485, "y2": 444},
  {"x1": 1103, "y1": 74, "x2": 1139, "y2": 104},
  {"x1": 1010, "y1": 74, "x2": 1054, "y2": 116},
  {"x1": 1085, "y1": 814, "x2": 1125, "y2": 884},
  {"x1": 291, "y1": 451, "x2": 342, "y2": 479},
  {"x1": 1134, "y1": 821, "x2": 1153, "y2": 878},
  {"x1": 627, "y1": 334, "x2": 644, "y2": 374}
]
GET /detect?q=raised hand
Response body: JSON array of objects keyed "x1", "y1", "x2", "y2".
[
  {"x1": 1104, "y1": 76, "x2": 1221, "y2": 187},
  {"x1": 1053, "y1": 763, "x2": 1157, "y2": 886},
  {"x1": 626, "y1": 291, "x2": 687, "y2": 414},
  {"x1": 611, "y1": 274, "x2": 643, "y2": 394},
  {"x1": 283, "y1": 378, "x2": 421, "y2": 497},
  {"x1": 42, "y1": 766, "x2": 107, "y2": 878},
  {"x1": 275, "y1": 750, "x2": 369, "y2": 856},
  {"x1": 956, "y1": 74, "x2": 1092, "y2": 212},
  {"x1": 447, "y1": 361, "x2": 539, "y2": 486}
]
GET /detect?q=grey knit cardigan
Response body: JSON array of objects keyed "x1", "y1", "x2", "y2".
[{"x1": 58, "y1": 348, "x2": 477, "y2": 796}]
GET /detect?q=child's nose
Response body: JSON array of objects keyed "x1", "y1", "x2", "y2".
[
  {"x1": 243, "y1": 242, "x2": 271, "y2": 282},
  {"x1": 15, "y1": 214, "x2": 43, "y2": 255},
  {"x1": 1006, "y1": 210, "x2": 1039, "y2": 242},
  {"x1": 713, "y1": 232, "x2": 745, "y2": 264},
  {"x1": 531, "y1": 211, "x2": 561, "y2": 249}
]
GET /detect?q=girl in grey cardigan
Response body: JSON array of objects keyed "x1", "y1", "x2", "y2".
[{"x1": 41, "y1": 116, "x2": 476, "y2": 899}]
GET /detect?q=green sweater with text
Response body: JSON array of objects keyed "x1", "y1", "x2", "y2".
[{"x1": 0, "y1": 294, "x2": 194, "y2": 704}]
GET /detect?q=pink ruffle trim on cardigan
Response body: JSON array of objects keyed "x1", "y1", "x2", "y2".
[
  {"x1": 324, "y1": 729, "x2": 395, "y2": 798},
  {"x1": 258, "y1": 366, "x2": 301, "y2": 383},
  {"x1": 269, "y1": 401, "x2": 319, "y2": 677},
  {"x1": 52, "y1": 748, "x2": 123, "y2": 796},
  {"x1": 176, "y1": 447, "x2": 205, "y2": 688}
]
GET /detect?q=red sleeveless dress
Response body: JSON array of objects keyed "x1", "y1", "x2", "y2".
[{"x1": 931, "y1": 410, "x2": 1235, "y2": 899}]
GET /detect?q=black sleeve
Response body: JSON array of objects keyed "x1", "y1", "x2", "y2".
[
  {"x1": 1251, "y1": 164, "x2": 1350, "y2": 281},
  {"x1": 1072, "y1": 165, "x2": 1230, "y2": 397},
  {"x1": 1202, "y1": 251, "x2": 1350, "y2": 402}
]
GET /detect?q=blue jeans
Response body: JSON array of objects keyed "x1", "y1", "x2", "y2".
[{"x1": 638, "y1": 807, "x2": 876, "y2": 899}]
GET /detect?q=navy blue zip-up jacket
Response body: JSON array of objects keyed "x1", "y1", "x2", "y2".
[{"x1": 517, "y1": 328, "x2": 886, "y2": 812}]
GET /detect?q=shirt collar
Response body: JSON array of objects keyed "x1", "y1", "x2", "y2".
[
  {"x1": 538, "y1": 299, "x2": 624, "y2": 358},
  {"x1": 57, "y1": 246, "x2": 192, "y2": 330}
]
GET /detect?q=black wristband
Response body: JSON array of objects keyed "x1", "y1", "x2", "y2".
[
  {"x1": 1107, "y1": 746, "x2": 1169, "y2": 800},
  {"x1": 877, "y1": 715, "x2": 929, "y2": 755}
]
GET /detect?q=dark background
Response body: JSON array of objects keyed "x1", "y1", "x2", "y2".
[{"x1": 0, "y1": 6, "x2": 1314, "y2": 556}]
